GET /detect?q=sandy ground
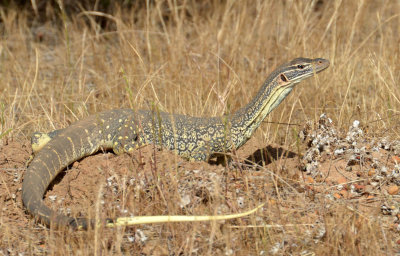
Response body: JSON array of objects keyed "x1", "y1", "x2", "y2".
[{"x1": 1, "y1": 114, "x2": 399, "y2": 254}]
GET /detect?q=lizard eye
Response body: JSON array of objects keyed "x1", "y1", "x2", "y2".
[{"x1": 297, "y1": 64, "x2": 304, "y2": 69}]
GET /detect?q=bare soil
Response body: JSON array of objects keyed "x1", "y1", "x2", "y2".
[{"x1": 1, "y1": 115, "x2": 399, "y2": 254}]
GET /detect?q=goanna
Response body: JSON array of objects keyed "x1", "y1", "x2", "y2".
[{"x1": 22, "y1": 57, "x2": 330, "y2": 229}]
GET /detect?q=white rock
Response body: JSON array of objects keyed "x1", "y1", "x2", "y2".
[
  {"x1": 135, "y1": 229, "x2": 148, "y2": 242},
  {"x1": 179, "y1": 194, "x2": 191, "y2": 208},
  {"x1": 334, "y1": 149, "x2": 344, "y2": 155},
  {"x1": 237, "y1": 197, "x2": 245, "y2": 208}
]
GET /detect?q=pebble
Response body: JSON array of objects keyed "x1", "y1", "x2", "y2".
[
  {"x1": 268, "y1": 199, "x2": 277, "y2": 205},
  {"x1": 370, "y1": 181, "x2": 379, "y2": 187},
  {"x1": 305, "y1": 177, "x2": 315, "y2": 184},
  {"x1": 333, "y1": 193, "x2": 341, "y2": 199},
  {"x1": 334, "y1": 148, "x2": 344, "y2": 156},
  {"x1": 353, "y1": 184, "x2": 365, "y2": 193},
  {"x1": 392, "y1": 156, "x2": 400, "y2": 163},
  {"x1": 380, "y1": 166, "x2": 388, "y2": 175},
  {"x1": 179, "y1": 194, "x2": 191, "y2": 208},
  {"x1": 339, "y1": 190, "x2": 349, "y2": 199},
  {"x1": 388, "y1": 185, "x2": 399, "y2": 195},
  {"x1": 337, "y1": 177, "x2": 347, "y2": 185},
  {"x1": 366, "y1": 195, "x2": 375, "y2": 200}
]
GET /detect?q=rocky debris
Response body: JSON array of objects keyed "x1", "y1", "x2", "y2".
[
  {"x1": 301, "y1": 113, "x2": 400, "y2": 222},
  {"x1": 301, "y1": 114, "x2": 373, "y2": 177},
  {"x1": 2, "y1": 119, "x2": 400, "y2": 254},
  {"x1": 301, "y1": 114, "x2": 400, "y2": 181}
]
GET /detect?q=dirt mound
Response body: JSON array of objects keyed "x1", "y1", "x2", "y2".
[{"x1": 1, "y1": 114, "x2": 399, "y2": 254}]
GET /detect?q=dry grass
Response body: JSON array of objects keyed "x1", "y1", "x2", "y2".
[{"x1": 0, "y1": 0, "x2": 400, "y2": 255}]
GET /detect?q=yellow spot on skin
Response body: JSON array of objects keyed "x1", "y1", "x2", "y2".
[
  {"x1": 106, "y1": 125, "x2": 110, "y2": 129},
  {"x1": 119, "y1": 119, "x2": 122, "y2": 123},
  {"x1": 31, "y1": 133, "x2": 52, "y2": 152},
  {"x1": 118, "y1": 136, "x2": 123, "y2": 140},
  {"x1": 125, "y1": 125, "x2": 128, "y2": 128},
  {"x1": 101, "y1": 119, "x2": 105, "y2": 123},
  {"x1": 99, "y1": 130, "x2": 102, "y2": 134},
  {"x1": 114, "y1": 141, "x2": 118, "y2": 145},
  {"x1": 66, "y1": 137, "x2": 75, "y2": 155},
  {"x1": 125, "y1": 136, "x2": 128, "y2": 139}
]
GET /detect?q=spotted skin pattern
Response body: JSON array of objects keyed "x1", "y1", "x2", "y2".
[
  {"x1": 22, "y1": 57, "x2": 330, "y2": 229},
  {"x1": 23, "y1": 109, "x2": 234, "y2": 228}
]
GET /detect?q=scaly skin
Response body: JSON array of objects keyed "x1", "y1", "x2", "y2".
[{"x1": 22, "y1": 57, "x2": 330, "y2": 229}]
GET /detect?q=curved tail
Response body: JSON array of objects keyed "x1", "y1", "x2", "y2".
[
  {"x1": 22, "y1": 124, "x2": 102, "y2": 230},
  {"x1": 22, "y1": 138, "x2": 264, "y2": 229},
  {"x1": 22, "y1": 111, "x2": 264, "y2": 230}
]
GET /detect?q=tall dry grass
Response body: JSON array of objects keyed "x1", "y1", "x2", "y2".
[
  {"x1": 0, "y1": 0, "x2": 399, "y2": 255},
  {"x1": 1, "y1": 1, "x2": 399, "y2": 143}
]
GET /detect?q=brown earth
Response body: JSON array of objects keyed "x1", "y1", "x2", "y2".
[{"x1": 1, "y1": 115, "x2": 399, "y2": 254}]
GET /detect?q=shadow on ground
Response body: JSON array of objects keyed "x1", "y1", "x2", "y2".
[{"x1": 244, "y1": 145, "x2": 297, "y2": 166}]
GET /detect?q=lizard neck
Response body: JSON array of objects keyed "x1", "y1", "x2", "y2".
[{"x1": 229, "y1": 71, "x2": 295, "y2": 149}]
